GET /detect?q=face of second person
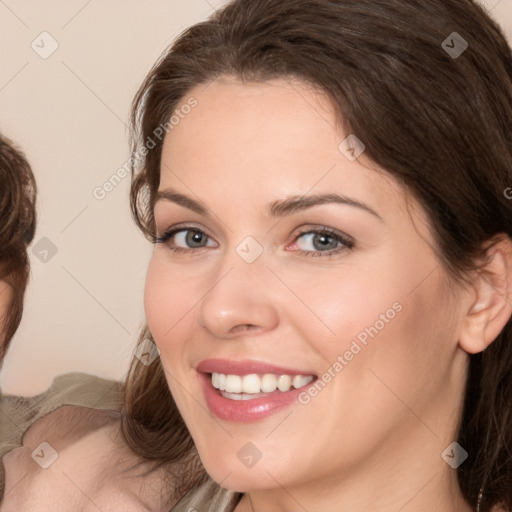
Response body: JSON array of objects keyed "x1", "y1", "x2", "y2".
[
  {"x1": 0, "y1": 279, "x2": 12, "y2": 354},
  {"x1": 145, "y1": 76, "x2": 469, "y2": 495}
]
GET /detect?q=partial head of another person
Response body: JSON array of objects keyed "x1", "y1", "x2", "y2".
[{"x1": 0, "y1": 133, "x2": 37, "y2": 363}]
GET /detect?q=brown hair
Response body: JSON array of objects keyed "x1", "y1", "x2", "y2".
[
  {"x1": 121, "y1": 0, "x2": 512, "y2": 510},
  {"x1": 0, "y1": 133, "x2": 37, "y2": 362}
]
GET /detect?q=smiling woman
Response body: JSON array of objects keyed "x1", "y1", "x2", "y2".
[{"x1": 121, "y1": 1, "x2": 512, "y2": 512}]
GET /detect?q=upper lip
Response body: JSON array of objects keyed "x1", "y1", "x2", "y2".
[{"x1": 196, "y1": 358, "x2": 317, "y2": 376}]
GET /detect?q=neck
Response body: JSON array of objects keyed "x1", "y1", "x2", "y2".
[
  {"x1": 234, "y1": 424, "x2": 474, "y2": 512},
  {"x1": 236, "y1": 473, "x2": 473, "y2": 512}
]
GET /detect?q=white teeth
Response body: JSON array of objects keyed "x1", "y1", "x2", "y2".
[
  {"x1": 292, "y1": 375, "x2": 313, "y2": 389},
  {"x1": 217, "y1": 373, "x2": 226, "y2": 390},
  {"x1": 261, "y1": 374, "x2": 277, "y2": 393},
  {"x1": 225, "y1": 374, "x2": 242, "y2": 393},
  {"x1": 242, "y1": 374, "x2": 261, "y2": 394},
  {"x1": 211, "y1": 372, "x2": 314, "y2": 395},
  {"x1": 277, "y1": 375, "x2": 292, "y2": 392},
  {"x1": 211, "y1": 373, "x2": 222, "y2": 390}
]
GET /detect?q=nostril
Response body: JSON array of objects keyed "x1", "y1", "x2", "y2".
[{"x1": 231, "y1": 324, "x2": 258, "y2": 334}]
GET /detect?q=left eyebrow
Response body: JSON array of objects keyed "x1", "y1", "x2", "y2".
[
  {"x1": 155, "y1": 189, "x2": 383, "y2": 222},
  {"x1": 266, "y1": 193, "x2": 383, "y2": 222}
]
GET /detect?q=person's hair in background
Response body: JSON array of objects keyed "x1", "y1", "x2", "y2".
[
  {"x1": 0, "y1": 133, "x2": 36, "y2": 362},
  {"x1": 121, "y1": 0, "x2": 512, "y2": 510}
]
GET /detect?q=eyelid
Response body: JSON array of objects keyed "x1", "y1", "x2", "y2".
[
  {"x1": 154, "y1": 221, "x2": 351, "y2": 242},
  {"x1": 289, "y1": 225, "x2": 354, "y2": 256},
  {"x1": 295, "y1": 225, "x2": 354, "y2": 244},
  {"x1": 154, "y1": 222, "x2": 354, "y2": 257},
  {"x1": 153, "y1": 221, "x2": 213, "y2": 242}
]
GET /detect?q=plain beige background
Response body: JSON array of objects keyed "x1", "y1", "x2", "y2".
[{"x1": 1, "y1": 0, "x2": 511, "y2": 395}]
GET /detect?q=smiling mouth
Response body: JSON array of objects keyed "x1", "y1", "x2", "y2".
[{"x1": 210, "y1": 372, "x2": 316, "y2": 401}]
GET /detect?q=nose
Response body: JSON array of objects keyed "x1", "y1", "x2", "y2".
[{"x1": 196, "y1": 256, "x2": 280, "y2": 339}]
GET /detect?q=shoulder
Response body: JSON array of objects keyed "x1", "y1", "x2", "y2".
[
  {"x1": 1, "y1": 371, "x2": 122, "y2": 448},
  {"x1": 21, "y1": 404, "x2": 121, "y2": 450},
  {"x1": 2, "y1": 408, "x2": 178, "y2": 511},
  {"x1": 42, "y1": 371, "x2": 123, "y2": 410}
]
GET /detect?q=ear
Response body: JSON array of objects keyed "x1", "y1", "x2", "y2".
[{"x1": 458, "y1": 233, "x2": 512, "y2": 354}]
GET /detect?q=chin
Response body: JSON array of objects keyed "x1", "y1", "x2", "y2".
[{"x1": 197, "y1": 447, "x2": 294, "y2": 493}]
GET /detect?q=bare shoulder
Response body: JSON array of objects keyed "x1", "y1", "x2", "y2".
[
  {"x1": 4, "y1": 406, "x2": 179, "y2": 511},
  {"x1": 67, "y1": 415, "x2": 179, "y2": 510}
]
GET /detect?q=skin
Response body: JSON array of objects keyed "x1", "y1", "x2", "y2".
[
  {"x1": 145, "y1": 75, "x2": 512, "y2": 512},
  {"x1": 0, "y1": 279, "x2": 12, "y2": 352},
  {"x1": 0, "y1": 406, "x2": 175, "y2": 511}
]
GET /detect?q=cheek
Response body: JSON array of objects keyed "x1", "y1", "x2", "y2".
[
  {"x1": 299, "y1": 256, "x2": 455, "y2": 400},
  {"x1": 145, "y1": 257, "x2": 177, "y2": 338},
  {"x1": 276, "y1": 262, "x2": 402, "y2": 361},
  {"x1": 143, "y1": 256, "x2": 201, "y2": 361},
  {"x1": 339, "y1": 266, "x2": 458, "y2": 410},
  {"x1": 143, "y1": 259, "x2": 198, "y2": 415}
]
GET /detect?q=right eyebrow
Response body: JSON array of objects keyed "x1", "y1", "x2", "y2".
[{"x1": 155, "y1": 189, "x2": 209, "y2": 217}]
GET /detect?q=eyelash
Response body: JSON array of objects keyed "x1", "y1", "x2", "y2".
[{"x1": 153, "y1": 224, "x2": 354, "y2": 258}]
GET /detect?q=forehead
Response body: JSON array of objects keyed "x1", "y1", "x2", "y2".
[
  {"x1": 167, "y1": 76, "x2": 341, "y2": 166},
  {"x1": 160, "y1": 76, "x2": 405, "y2": 216}
]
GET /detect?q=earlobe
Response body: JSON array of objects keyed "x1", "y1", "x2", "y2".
[{"x1": 458, "y1": 234, "x2": 512, "y2": 355}]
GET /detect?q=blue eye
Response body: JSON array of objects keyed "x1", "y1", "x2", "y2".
[
  {"x1": 292, "y1": 227, "x2": 354, "y2": 256},
  {"x1": 154, "y1": 225, "x2": 354, "y2": 257},
  {"x1": 154, "y1": 227, "x2": 214, "y2": 253}
]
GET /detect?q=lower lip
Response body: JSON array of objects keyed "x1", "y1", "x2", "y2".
[{"x1": 198, "y1": 372, "x2": 312, "y2": 422}]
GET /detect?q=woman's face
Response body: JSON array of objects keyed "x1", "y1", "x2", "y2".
[{"x1": 145, "y1": 76, "x2": 470, "y2": 495}]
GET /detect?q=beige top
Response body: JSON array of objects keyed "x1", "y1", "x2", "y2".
[
  {"x1": 0, "y1": 372, "x2": 123, "y2": 499},
  {"x1": 170, "y1": 478, "x2": 241, "y2": 512}
]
